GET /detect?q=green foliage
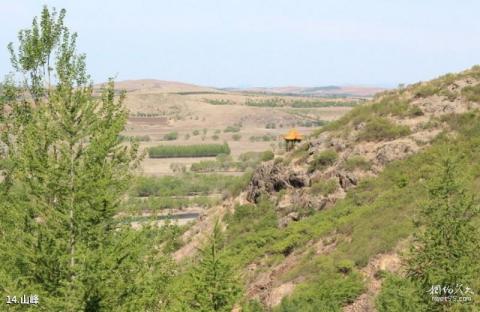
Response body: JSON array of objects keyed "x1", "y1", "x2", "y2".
[
  {"x1": 407, "y1": 105, "x2": 424, "y2": 117},
  {"x1": 187, "y1": 222, "x2": 241, "y2": 311},
  {"x1": 308, "y1": 149, "x2": 338, "y2": 173},
  {"x1": 224, "y1": 125, "x2": 241, "y2": 133},
  {"x1": 414, "y1": 84, "x2": 440, "y2": 98},
  {"x1": 312, "y1": 94, "x2": 416, "y2": 138},
  {"x1": 118, "y1": 134, "x2": 151, "y2": 142},
  {"x1": 296, "y1": 120, "x2": 329, "y2": 127},
  {"x1": 232, "y1": 133, "x2": 242, "y2": 141},
  {"x1": 0, "y1": 6, "x2": 175, "y2": 310},
  {"x1": 406, "y1": 156, "x2": 480, "y2": 310},
  {"x1": 357, "y1": 117, "x2": 411, "y2": 141},
  {"x1": 461, "y1": 84, "x2": 480, "y2": 102},
  {"x1": 148, "y1": 143, "x2": 231, "y2": 158},
  {"x1": 249, "y1": 134, "x2": 277, "y2": 142},
  {"x1": 193, "y1": 129, "x2": 200, "y2": 136},
  {"x1": 310, "y1": 179, "x2": 338, "y2": 196},
  {"x1": 261, "y1": 150, "x2": 275, "y2": 161},
  {"x1": 125, "y1": 195, "x2": 221, "y2": 212},
  {"x1": 241, "y1": 300, "x2": 266, "y2": 312},
  {"x1": 163, "y1": 131, "x2": 178, "y2": 141},
  {"x1": 343, "y1": 155, "x2": 372, "y2": 171},
  {"x1": 376, "y1": 274, "x2": 428, "y2": 312},
  {"x1": 204, "y1": 98, "x2": 235, "y2": 105},
  {"x1": 276, "y1": 271, "x2": 364, "y2": 312},
  {"x1": 335, "y1": 259, "x2": 355, "y2": 273},
  {"x1": 245, "y1": 97, "x2": 285, "y2": 107},
  {"x1": 133, "y1": 173, "x2": 251, "y2": 198}
]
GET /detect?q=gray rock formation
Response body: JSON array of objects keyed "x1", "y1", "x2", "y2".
[{"x1": 246, "y1": 162, "x2": 310, "y2": 203}]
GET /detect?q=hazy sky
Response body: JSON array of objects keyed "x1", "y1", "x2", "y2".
[{"x1": 0, "y1": 0, "x2": 479, "y2": 87}]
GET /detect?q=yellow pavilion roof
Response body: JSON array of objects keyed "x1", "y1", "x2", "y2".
[{"x1": 283, "y1": 128, "x2": 303, "y2": 140}]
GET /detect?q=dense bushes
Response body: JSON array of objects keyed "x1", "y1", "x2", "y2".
[
  {"x1": 126, "y1": 195, "x2": 221, "y2": 211},
  {"x1": 375, "y1": 274, "x2": 426, "y2": 312},
  {"x1": 276, "y1": 271, "x2": 364, "y2": 312},
  {"x1": 308, "y1": 150, "x2": 338, "y2": 173},
  {"x1": 357, "y1": 117, "x2": 411, "y2": 141},
  {"x1": 148, "y1": 143, "x2": 230, "y2": 158},
  {"x1": 133, "y1": 172, "x2": 251, "y2": 198}
]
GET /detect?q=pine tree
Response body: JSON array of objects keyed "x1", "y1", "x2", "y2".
[
  {"x1": 189, "y1": 221, "x2": 240, "y2": 312},
  {"x1": 0, "y1": 6, "x2": 173, "y2": 311},
  {"x1": 407, "y1": 155, "x2": 480, "y2": 310}
]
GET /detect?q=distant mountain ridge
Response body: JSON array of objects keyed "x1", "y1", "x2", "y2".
[
  {"x1": 96, "y1": 79, "x2": 386, "y2": 97},
  {"x1": 221, "y1": 85, "x2": 386, "y2": 97}
]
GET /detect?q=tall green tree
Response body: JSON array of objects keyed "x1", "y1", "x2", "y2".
[
  {"x1": 0, "y1": 6, "x2": 173, "y2": 311},
  {"x1": 407, "y1": 155, "x2": 480, "y2": 311},
  {"x1": 188, "y1": 221, "x2": 240, "y2": 312}
]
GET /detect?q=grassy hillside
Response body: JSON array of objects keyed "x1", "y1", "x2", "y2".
[{"x1": 162, "y1": 66, "x2": 480, "y2": 311}]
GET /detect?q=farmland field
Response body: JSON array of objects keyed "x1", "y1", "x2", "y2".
[{"x1": 119, "y1": 80, "x2": 366, "y2": 176}]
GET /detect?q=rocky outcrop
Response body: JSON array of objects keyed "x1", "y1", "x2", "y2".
[
  {"x1": 337, "y1": 171, "x2": 358, "y2": 190},
  {"x1": 246, "y1": 162, "x2": 310, "y2": 203},
  {"x1": 374, "y1": 140, "x2": 418, "y2": 166}
]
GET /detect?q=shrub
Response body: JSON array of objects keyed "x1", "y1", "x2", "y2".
[
  {"x1": 375, "y1": 275, "x2": 427, "y2": 312},
  {"x1": 277, "y1": 272, "x2": 364, "y2": 312},
  {"x1": 357, "y1": 117, "x2": 411, "y2": 141},
  {"x1": 211, "y1": 134, "x2": 219, "y2": 141},
  {"x1": 232, "y1": 134, "x2": 242, "y2": 141},
  {"x1": 308, "y1": 150, "x2": 337, "y2": 173},
  {"x1": 224, "y1": 126, "x2": 241, "y2": 133},
  {"x1": 414, "y1": 84, "x2": 440, "y2": 98},
  {"x1": 310, "y1": 179, "x2": 338, "y2": 196},
  {"x1": 265, "y1": 122, "x2": 276, "y2": 129},
  {"x1": 335, "y1": 259, "x2": 355, "y2": 274},
  {"x1": 344, "y1": 156, "x2": 371, "y2": 171},
  {"x1": 261, "y1": 150, "x2": 274, "y2": 162},
  {"x1": 461, "y1": 84, "x2": 480, "y2": 102},
  {"x1": 192, "y1": 130, "x2": 200, "y2": 136},
  {"x1": 148, "y1": 143, "x2": 231, "y2": 158},
  {"x1": 407, "y1": 106, "x2": 424, "y2": 117},
  {"x1": 163, "y1": 131, "x2": 178, "y2": 141},
  {"x1": 184, "y1": 133, "x2": 190, "y2": 140}
]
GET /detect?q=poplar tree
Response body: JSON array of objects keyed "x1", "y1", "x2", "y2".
[{"x1": 0, "y1": 6, "x2": 173, "y2": 311}]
